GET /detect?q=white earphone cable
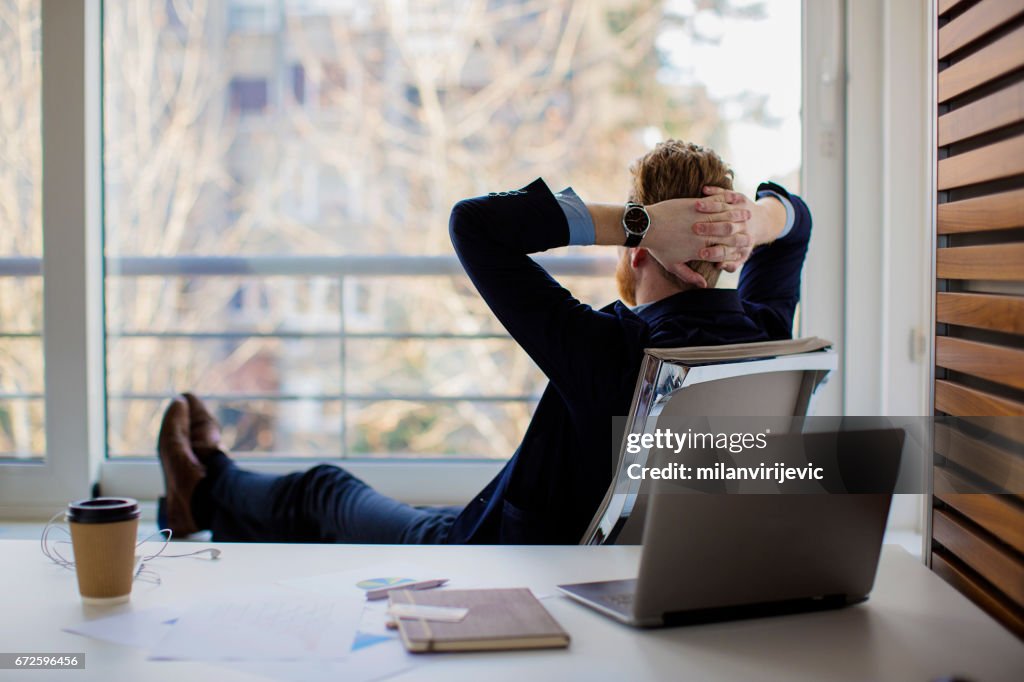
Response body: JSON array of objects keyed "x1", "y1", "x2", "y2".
[{"x1": 40, "y1": 511, "x2": 220, "y2": 586}]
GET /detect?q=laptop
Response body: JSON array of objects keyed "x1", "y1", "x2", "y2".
[{"x1": 558, "y1": 428, "x2": 905, "y2": 627}]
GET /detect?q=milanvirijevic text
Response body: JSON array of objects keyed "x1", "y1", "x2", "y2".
[{"x1": 623, "y1": 427, "x2": 824, "y2": 484}]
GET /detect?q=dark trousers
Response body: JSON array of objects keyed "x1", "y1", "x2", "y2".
[{"x1": 191, "y1": 452, "x2": 461, "y2": 543}]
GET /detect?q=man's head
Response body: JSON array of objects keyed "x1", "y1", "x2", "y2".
[{"x1": 615, "y1": 140, "x2": 734, "y2": 306}]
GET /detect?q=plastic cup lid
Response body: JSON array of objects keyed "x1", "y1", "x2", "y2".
[{"x1": 66, "y1": 497, "x2": 141, "y2": 524}]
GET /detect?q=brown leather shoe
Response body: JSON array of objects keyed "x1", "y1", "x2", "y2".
[
  {"x1": 157, "y1": 397, "x2": 205, "y2": 537},
  {"x1": 182, "y1": 392, "x2": 222, "y2": 462}
]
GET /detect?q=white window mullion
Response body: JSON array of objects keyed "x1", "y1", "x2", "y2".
[
  {"x1": 5, "y1": 0, "x2": 106, "y2": 515},
  {"x1": 801, "y1": 0, "x2": 847, "y2": 415}
]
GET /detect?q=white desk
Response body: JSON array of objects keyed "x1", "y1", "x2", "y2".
[{"x1": 0, "y1": 540, "x2": 1021, "y2": 681}]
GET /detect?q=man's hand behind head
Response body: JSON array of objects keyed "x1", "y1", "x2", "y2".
[
  {"x1": 698, "y1": 186, "x2": 788, "y2": 271},
  {"x1": 643, "y1": 195, "x2": 753, "y2": 287}
]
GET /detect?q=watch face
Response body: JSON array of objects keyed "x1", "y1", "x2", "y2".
[{"x1": 623, "y1": 205, "x2": 649, "y2": 235}]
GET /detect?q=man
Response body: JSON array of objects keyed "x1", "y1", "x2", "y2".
[{"x1": 157, "y1": 140, "x2": 809, "y2": 544}]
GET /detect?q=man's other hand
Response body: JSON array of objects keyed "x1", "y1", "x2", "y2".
[
  {"x1": 644, "y1": 195, "x2": 753, "y2": 287},
  {"x1": 698, "y1": 186, "x2": 788, "y2": 272}
]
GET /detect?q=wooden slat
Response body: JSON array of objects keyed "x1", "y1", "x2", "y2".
[
  {"x1": 934, "y1": 421, "x2": 1024, "y2": 491},
  {"x1": 937, "y1": 292, "x2": 1024, "y2": 333},
  {"x1": 938, "y1": 80, "x2": 1024, "y2": 146},
  {"x1": 935, "y1": 381, "x2": 1024, "y2": 447},
  {"x1": 937, "y1": 135, "x2": 1024, "y2": 189},
  {"x1": 938, "y1": 24, "x2": 1024, "y2": 103},
  {"x1": 936, "y1": 243, "x2": 1024, "y2": 280},
  {"x1": 936, "y1": 336, "x2": 1024, "y2": 389},
  {"x1": 961, "y1": 417, "x2": 1024, "y2": 448},
  {"x1": 939, "y1": 0, "x2": 1024, "y2": 59},
  {"x1": 931, "y1": 550, "x2": 1024, "y2": 638},
  {"x1": 936, "y1": 379, "x2": 1024, "y2": 415},
  {"x1": 938, "y1": 0, "x2": 972, "y2": 17},
  {"x1": 937, "y1": 188, "x2": 1024, "y2": 233},
  {"x1": 933, "y1": 507, "x2": 1024, "y2": 605},
  {"x1": 935, "y1": 467, "x2": 1024, "y2": 552}
]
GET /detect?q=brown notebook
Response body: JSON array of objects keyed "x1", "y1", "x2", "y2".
[{"x1": 389, "y1": 588, "x2": 570, "y2": 653}]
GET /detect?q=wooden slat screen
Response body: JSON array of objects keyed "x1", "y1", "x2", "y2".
[
  {"x1": 931, "y1": 552, "x2": 1024, "y2": 633},
  {"x1": 936, "y1": 136, "x2": 1024, "y2": 189},
  {"x1": 935, "y1": 467, "x2": 1024, "y2": 553},
  {"x1": 932, "y1": 0, "x2": 1024, "y2": 639},
  {"x1": 937, "y1": 23, "x2": 1024, "y2": 102},
  {"x1": 936, "y1": 188, "x2": 1024, "y2": 233},
  {"x1": 936, "y1": 243, "x2": 1024, "y2": 279},
  {"x1": 936, "y1": 81, "x2": 1024, "y2": 146},
  {"x1": 936, "y1": 292, "x2": 1024, "y2": 334},
  {"x1": 934, "y1": 421, "x2": 1024, "y2": 490}
]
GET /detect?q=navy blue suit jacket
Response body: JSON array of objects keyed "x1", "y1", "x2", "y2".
[{"x1": 446, "y1": 178, "x2": 811, "y2": 544}]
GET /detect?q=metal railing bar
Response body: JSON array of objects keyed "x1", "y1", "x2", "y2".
[
  {"x1": 105, "y1": 452, "x2": 501, "y2": 461},
  {"x1": 107, "y1": 392, "x2": 541, "y2": 403},
  {"x1": 2, "y1": 392, "x2": 540, "y2": 403},
  {"x1": 0, "y1": 257, "x2": 42, "y2": 276},
  {"x1": 0, "y1": 331, "x2": 518, "y2": 341},
  {"x1": 110, "y1": 331, "x2": 513, "y2": 341},
  {"x1": 0, "y1": 254, "x2": 617, "y2": 278}
]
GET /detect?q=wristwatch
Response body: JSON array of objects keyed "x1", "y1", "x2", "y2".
[{"x1": 622, "y1": 202, "x2": 651, "y2": 247}]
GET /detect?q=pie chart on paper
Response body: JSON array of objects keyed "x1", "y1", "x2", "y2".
[{"x1": 355, "y1": 576, "x2": 416, "y2": 591}]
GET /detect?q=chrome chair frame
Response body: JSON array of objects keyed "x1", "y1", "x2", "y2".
[{"x1": 582, "y1": 346, "x2": 837, "y2": 545}]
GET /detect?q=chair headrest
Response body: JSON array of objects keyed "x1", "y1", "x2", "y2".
[{"x1": 645, "y1": 336, "x2": 833, "y2": 364}]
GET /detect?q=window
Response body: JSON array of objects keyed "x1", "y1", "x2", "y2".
[
  {"x1": 101, "y1": 0, "x2": 802, "y2": 462},
  {"x1": 0, "y1": 0, "x2": 44, "y2": 461},
  {"x1": 1, "y1": 0, "x2": 815, "y2": 510}
]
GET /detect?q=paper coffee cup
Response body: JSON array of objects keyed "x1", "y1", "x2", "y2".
[{"x1": 67, "y1": 497, "x2": 140, "y2": 605}]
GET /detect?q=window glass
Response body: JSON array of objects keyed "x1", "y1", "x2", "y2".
[
  {"x1": 0, "y1": 0, "x2": 44, "y2": 460},
  {"x1": 103, "y1": 0, "x2": 800, "y2": 459}
]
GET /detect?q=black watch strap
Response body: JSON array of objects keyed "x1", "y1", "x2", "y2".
[{"x1": 624, "y1": 230, "x2": 644, "y2": 248}]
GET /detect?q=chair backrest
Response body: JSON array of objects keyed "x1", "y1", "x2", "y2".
[{"x1": 581, "y1": 337, "x2": 836, "y2": 545}]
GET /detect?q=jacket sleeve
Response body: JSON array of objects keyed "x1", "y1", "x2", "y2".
[
  {"x1": 737, "y1": 182, "x2": 812, "y2": 335},
  {"x1": 449, "y1": 178, "x2": 639, "y2": 407}
]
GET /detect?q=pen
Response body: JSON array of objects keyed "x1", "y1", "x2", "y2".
[{"x1": 366, "y1": 578, "x2": 449, "y2": 601}]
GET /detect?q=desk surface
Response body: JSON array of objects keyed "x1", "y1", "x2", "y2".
[{"x1": 1, "y1": 540, "x2": 1021, "y2": 681}]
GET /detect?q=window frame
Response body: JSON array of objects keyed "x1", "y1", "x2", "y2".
[
  {"x1": 0, "y1": 0, "x2": 105, "y2": 518},
  {"x1": 1, "y1": 0, "x2": 881, "y2": 516}
]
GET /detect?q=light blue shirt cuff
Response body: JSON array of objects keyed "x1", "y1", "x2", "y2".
[
  {"x1": 555, "y1": 187, "x2": 596, "y2": 246},
  {"x1": 757, "y1": 190, "x2": 795, "y2": 240}
]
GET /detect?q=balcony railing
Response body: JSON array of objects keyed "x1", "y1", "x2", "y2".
[
  {"x1": 1, "y1": 254, "x2": 617, "y2": 278},
  {"x1": 0, "y1": 254, "x2": 617, "y2": 458}
]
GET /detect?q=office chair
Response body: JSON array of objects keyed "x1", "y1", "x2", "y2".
[{"x1": 581, "y1": 337, "x2": 836, "y2": 545}]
